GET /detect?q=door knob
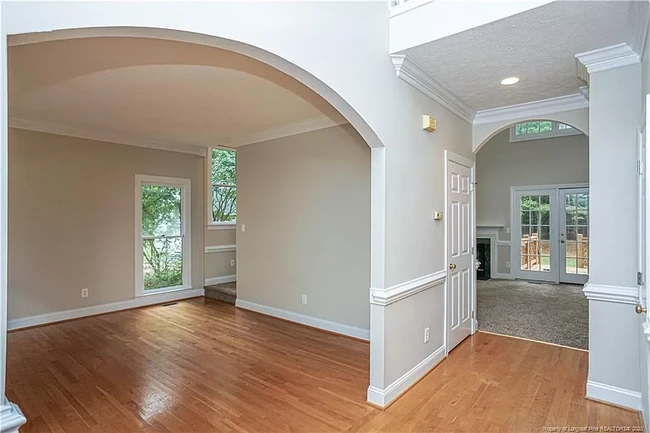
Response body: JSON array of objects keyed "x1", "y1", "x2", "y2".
[
  {"x1": 561, "y1": 240, "x2": 565, "y2": 243},
  {"x1": 449, "y1": 263, "x2": 457, "y2": 270},
  {"x1": 636, "y1": 304, "x2": 647, "y2": 314}
]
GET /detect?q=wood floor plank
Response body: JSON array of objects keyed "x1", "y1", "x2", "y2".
[{"x1": 6, "y1": 298, "x2": 643, "y2": 432}]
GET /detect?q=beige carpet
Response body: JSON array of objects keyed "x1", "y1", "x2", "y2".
[{"x1": 477, "y1": 279, "x2": 588, "y2": 350}]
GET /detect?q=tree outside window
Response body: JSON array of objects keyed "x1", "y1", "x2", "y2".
[{"x1": 211, "y1": 148, "x2": 236, "y2": 223}]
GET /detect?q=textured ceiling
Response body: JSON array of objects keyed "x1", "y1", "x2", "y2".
[
  {"x1": 9, "y1": 37, "x2": 343, "y2": 149},
  {"x1": 401, "y1": 1, "x2": 633, "y2": 111}
]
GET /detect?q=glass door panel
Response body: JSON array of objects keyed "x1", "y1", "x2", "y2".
[
  {"x1": 141, "y1": 185, "x2": 184, "y2": 291},
  {"x1": 560, "y1": 188, "x2": 589, "y2": 284},
  {"x1": 515, "y1": 189, "x2": 557, "y2": 282}
]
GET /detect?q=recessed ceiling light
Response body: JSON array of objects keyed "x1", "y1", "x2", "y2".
[{"x1": 501, "y1": 77, "x2": 520, "y2": 86}]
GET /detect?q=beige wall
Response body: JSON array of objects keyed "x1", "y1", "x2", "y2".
[
  {"x1": 236, "y1": 125, "x2": 371, "y2": 329},
  {"x1": 204, "y1": 228, "x2": 237, "y2": 281},
  {"x1": 476, "y1": 128, "x2": 589, "y2": 275},
  {"x1": 7, "y1": 129, "x2": 205, "y2": 320}
]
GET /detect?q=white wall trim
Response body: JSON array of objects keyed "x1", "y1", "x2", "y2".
[
  {"x1": 583, "y1": 283, "x2": 638, "y2": 305},
  {"x1": 473, "y1": 94, "x2": 589, "y2": 125},
  {"x1": 586, "y1": 380, "x2": 643, "y2": 411},
  {"x1": 0, "y1": 397, "x2": 26, "y2": 433},
  {"x1": 218, "y1": 115, "x2": 348, "y2": 148},
  {"x1": 207, "y1": 223, "x2": 236, "y2": 231},
  {"x1": 205, "y1": 244, "x2": 236, "y2": 254},
  {"x1": 7, "y1": 288, "x2": 205, "y2": 331},
  {"x1": 9, "y1": 117, "x2": 207, "y2": 156},
  {"x1": 389, "y1": 0, "x2": 434, "y2": 18},
  {"x1": 390, "y1": 55, "x2": 475, "y2": 124},
  {"x1": 370, "y1": 270, "x2": 446, "y2": 306},
  {"x1": 235, "y1": 299, "x2": 369, "y2": 341},
  {"x1": 575, "y1": 43, "x2": 641, "y2": 81},
  {"x1": 205, "y1": 275, "x2": 236, "y2": 286},
  {"x1": 367, "y1": 344, "x2": 445, "y2": 407}
]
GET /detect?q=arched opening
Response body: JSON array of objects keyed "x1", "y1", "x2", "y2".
[
  {"x1": 474, "y1": 118, "x2": 589, "y2": 350},
  {"x1": 4, "y1": 29, "x2": 382, "y2": 429}
]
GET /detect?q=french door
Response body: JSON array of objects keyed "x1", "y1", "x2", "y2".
[
  {"x1": 135, "y1": 175, "x2": 191, "y2": 296},
  {"x1": 559, "y1": 188, "x2": 589, "y2": 284},
  {"x1": 513, "y1": 185, "x2": 589, "y2": 284}
]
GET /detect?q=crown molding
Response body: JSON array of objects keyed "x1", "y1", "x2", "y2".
[
  {"x1": 575, "y1": 43, "x2": 640, "y2": 81},
  {"x1": 220, "y1": 115, "x2": 348, "y2": 148},
  {"x1": 8, "y1": 117, "x2": 207, "y2": 156},
  {"x1": 629, "y1": 1, "x2": 650, "y2": 61},
  {"x1": 473, "y1": 93, "x2": 588, "y2": 125},
  {"x1": 390, "y1": 55, "x2": 475, "y2": 124}
]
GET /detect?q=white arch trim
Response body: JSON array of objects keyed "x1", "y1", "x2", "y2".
[{"x1": 473, "y1": 107, "x2": 589, "y2": 153}]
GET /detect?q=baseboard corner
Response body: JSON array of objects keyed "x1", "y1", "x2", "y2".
[{"x1": 586, "y1": 380, "x2": 642, "y2": 411}]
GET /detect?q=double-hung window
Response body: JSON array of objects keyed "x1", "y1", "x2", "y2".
[{"x1": 209, "y1": 148, "x2": 237, "y2": 226}]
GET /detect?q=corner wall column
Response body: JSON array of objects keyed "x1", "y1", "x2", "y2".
[
  {"x1": 0, "y1": 7, "x2": 27, "y2": 432},
  {"x1": 578, "y1": 47, "x2": 643, "y2": 410}
]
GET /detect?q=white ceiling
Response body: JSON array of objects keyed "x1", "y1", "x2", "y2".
[
  {"x1": 400, "y1": 1, "x2": 635, "y2": 111},
  {"x1": 8, "y1": 37, "x2": 345, "y2": 152}
]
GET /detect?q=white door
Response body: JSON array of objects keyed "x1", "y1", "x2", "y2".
[
  {"x1": 514, "y1": 189, "x2": 558, "y2": 282},
  {"x1": 446, "y1": 155, "x2": 473, "y2": 351},
  {"x1": 559, "y1": 188, "x2": 589, "y2": 284}
]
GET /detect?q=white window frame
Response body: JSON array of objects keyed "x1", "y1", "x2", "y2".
[
  {"x1": 206, "y1": 146, "x2": 237, "y2": 231},
  {"x1": 135, "y1": 174, "x2": 192, "y2": 297},
  {"x1": 509, "y1": 120, "x2": 581, "y2": 142}
]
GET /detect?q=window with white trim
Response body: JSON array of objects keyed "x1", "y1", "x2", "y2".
[
  {"x1": 510, "y1": 121, "x2": 581, "y2": 142},
  {"x1": 210, "y1": 148, "x2": 236, "y2": 224}
]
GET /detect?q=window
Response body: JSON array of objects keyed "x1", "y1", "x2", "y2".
[
  {"x1": 135, "y1": 175, "x2": 191, "y2": 296},
  {"x1": 510, "y1": 121, "x2": 581, "y2": 142},
  {"x1": 209, "y1": 148, "x2": 236, "y2": 225}
]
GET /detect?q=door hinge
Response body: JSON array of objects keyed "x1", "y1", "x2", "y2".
[
  {"x1": 638, "y1": 160, "x2": 644, "y2": 175},
  {"x1": 471, "y1": 311, "x2": 475, "y2": 319},
  {"x1": 639, "y1": 272, "x2": 645, "y2": 286},
  {"x1": 471, "y1": 246, "x2": 475, "y2": 255}
]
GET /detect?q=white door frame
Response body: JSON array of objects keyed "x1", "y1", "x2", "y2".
[
  {"x1": 510, "y1": 183, "x2": 588, "y2": 283},
  {"x1": 444, "y1": 150, "x2": 476, "y2": 355},
  {"x1": 135, "y1": 174, "x2": 192, "y2": 297}
]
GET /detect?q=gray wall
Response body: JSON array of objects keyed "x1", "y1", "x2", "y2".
[
  {"x1": 236, "y1": 125, "x2": 371, "y2": 329},
  {"x1": 204, "y1": 227, "x2": 236, "y2": 282},
  {"x1": 7, "y1": 129, "x2": 205, "y2": 319},
  {"x1": 476, "y1": 128, "x2": 589, "y2": 274}
]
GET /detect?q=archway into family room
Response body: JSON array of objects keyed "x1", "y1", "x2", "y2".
[
  {"x1": 3, "y1": 28, "x2": 382, "y2": 432},
  {"x1": 474, "y1": 119, "x2": 589, "y2": 350}
]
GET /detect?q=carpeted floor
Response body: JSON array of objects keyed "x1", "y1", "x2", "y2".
[{"x1": 477, "y1": 279, "x2": 588, "y2": 350}]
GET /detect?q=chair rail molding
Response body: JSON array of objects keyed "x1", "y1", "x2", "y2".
[
  {"x1": 390, "y1": 55, "x2": 475, "y2": 124},
  {"x1": 582, "y1": 283, "x2": 638, "y2": 305},
  {"x1": 205, "y1": 244, "x2": 236, "y2": 254},
  {"x1": 370, "y1": 270, "x2": 446, "y2": 306}
]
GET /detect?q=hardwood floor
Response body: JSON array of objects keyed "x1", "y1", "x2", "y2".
[{"x1": 6, "y1": 298, "x2": 642, "y2": 432}]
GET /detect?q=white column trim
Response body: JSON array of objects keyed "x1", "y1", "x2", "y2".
[
  {"x1": 0, "y1": 397, "x2": 26, "y2": 433},
  {"x1": 583, "y1": 283, "x2": 638, "y2": 305}
]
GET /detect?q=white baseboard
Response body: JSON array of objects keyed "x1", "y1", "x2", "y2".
[
  {"x1": 235, "y1": 299, "x2": 369, "y2": 341},
  {"x1": 0, "y1": 398, "x2": 26, "y2": 433},
  {"x1": 367, "y1": 344, "x2": 446, "y2": 407},
  {"x1": 205, "y1": 275, "x2": 236, "y2": 286},
  {"x1": 586, "y1": 380, "x2": 642, "y2": 411},
  {"x1": 8, "y1": 288, "x2": 205, "y2": 331},
  {"x1": 493, "y1": 273, "x2": 515, "y2": 280}
]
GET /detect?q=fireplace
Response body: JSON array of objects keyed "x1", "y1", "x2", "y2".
[{"x1": 477, "y1": 238, "x2": 491, "y2": 280}]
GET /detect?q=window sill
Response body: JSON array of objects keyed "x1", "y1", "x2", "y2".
[
  {"x1": 137, "y1": 286, "x2": 188, "y2": 297},
  {"x1": 207, "y1": 224, "x2": 236, "y2": 231}
]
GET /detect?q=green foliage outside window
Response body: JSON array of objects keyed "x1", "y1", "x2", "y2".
[
  {"x1": 212, "y1": 148, "x2": 237, "y2": 223},
  {"x1": 141, "y1": 185, "x2": 183, "y2": 290}
]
